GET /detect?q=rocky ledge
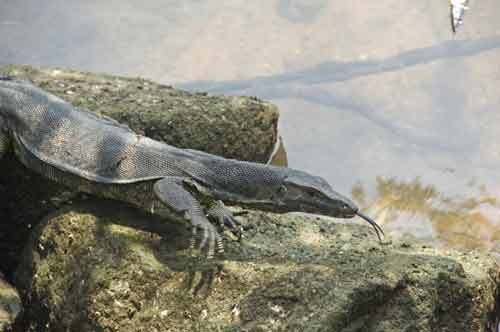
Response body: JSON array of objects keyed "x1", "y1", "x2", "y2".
[{"x1": 13, "y1": 201, "x2": 500, "y2": 332}]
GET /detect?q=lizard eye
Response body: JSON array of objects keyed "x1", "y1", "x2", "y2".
[{"x1": 277, "y1": 185, "x2": 287, "y2": 196}]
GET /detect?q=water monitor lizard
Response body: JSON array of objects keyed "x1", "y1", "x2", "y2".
[{"x1": 0, "y1": 76, "x2": 383, "y2": 258}]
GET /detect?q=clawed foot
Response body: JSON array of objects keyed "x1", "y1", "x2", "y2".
[
  {"x1": 186, "y1": 201, "x2": 253, "y2": 259},
  {"x1": 206, "y1": 201, "x2": 252, "y2": 241},
  {"x1": 186, "y1": 213, "x2": 224, "y2": 259}
]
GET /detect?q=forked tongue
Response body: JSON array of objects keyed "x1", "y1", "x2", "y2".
[{"x1": 356, "y1": 211, "x2": 385, "y2": 242}]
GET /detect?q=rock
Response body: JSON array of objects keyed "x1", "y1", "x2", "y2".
[
  {"x1": 0, "y1": 64, "x2": 279, "y2": 279},
  {"x1": 0, "y1": 64, "x2": 279, "y2": 163},
  {"x1": 15, "y1": 200, "x2": 500, "y2": 332},
  {"x1": 0, "y1": 274, "x2": 22, "y2": 331}
]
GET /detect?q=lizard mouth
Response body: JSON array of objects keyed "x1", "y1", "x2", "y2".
[{"x1": 298, "y1": 202, "x2": 355, "y2": 219}]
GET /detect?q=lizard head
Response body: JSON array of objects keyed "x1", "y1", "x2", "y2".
[
  {"x1": 204, "y1": 163, "x2": 385, "y2": 241},
  {"x1": 191, "y1": 156, "x2": 384, "y2": 241},
  {"x1": 277, "y1": 171, "x2": 357, "y2": 217},
  {"x1": 271, "y1": 169, "x2": 384, "y2": 241}
]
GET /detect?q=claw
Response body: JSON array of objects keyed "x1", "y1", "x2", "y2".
[
  {"x1": 190, "y1": 226, "x2": 198, "y2": 249},
  {"x1": 207, "y1": 241, "x2": 215, "y2": 259},
  {"x1": 199, "y1": 224, "x2": 210, "y2": 250},
  {"x1": 223, "y1": 215, "x2": 240, "y2": 231},
  {"x1": 190, "y1": 222, "x2": 223, "y2": 259},
  {"x1": 207, "y1": 200, "x2": 247, "y2": 239},
  {"x1": 216, "y1": 235, "x2": 224, "y2": 254}
]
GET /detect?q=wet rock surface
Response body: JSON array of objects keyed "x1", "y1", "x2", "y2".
[
  {"x1": 0, "y1": 64, "x2": 279, "y2": 279},
  {"x1": 13, "y1": 200, "x2": 500, "y2": 332}
]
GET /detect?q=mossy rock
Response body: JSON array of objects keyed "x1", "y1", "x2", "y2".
[{"x1": 14, "y1": 200, "x2": 500, "y2": 332}]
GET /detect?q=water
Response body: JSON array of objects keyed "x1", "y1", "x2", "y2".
[{"x1": 1, "y1": 0, "x2": 500, "y2": 254}]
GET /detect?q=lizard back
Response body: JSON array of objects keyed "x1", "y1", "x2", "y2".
[{"x1": 0, "y1": 81, "x2": 189, "y2": 183}]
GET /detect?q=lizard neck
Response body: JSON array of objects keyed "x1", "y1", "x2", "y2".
[{"x1": 182, "y1": 150, "x2": 284, "y2": 205}]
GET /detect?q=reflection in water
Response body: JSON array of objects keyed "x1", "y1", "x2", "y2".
[{"x1": 352, "y1": 177, "x2": 500, "y2": 257}]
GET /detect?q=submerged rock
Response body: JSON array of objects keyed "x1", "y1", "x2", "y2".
[
  {"x1": 0, "y1": 64, "x2": 279, "y2": 279},
  {"x1": 14, "y1": 200, "x2": 500, "y2": 332},
  {"x1": 0, "y1": 273, "x2": 22, "y2": 331}
]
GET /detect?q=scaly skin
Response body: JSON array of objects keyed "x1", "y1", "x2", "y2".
[{"x1": 0, "y1": 76, "x2": 384, "y2": 258}]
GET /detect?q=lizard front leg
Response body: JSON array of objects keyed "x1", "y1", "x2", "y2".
[{"x1": 153, "y1": 176, "x2": 224, "y2": 258}]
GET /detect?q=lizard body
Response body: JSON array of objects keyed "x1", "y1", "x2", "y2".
[{"x1": 0, "y1": 76, "x2": 383, "y2": 257}]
